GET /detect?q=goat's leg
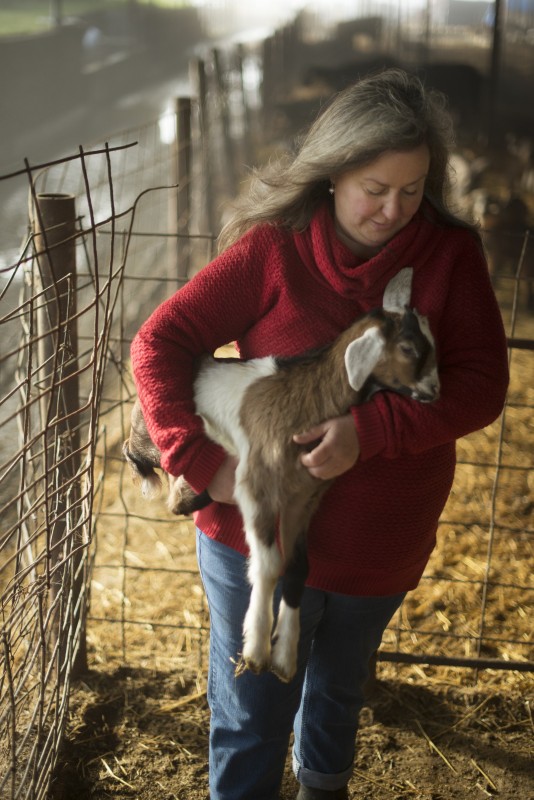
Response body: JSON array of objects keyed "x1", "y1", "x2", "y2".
[
  {"x1": 270, "y1": 498, "x2": 317, "y2": 683},
  {"x1": 271, "y1": 532, "x2": 309, "y2": 683},
  {"x1": 236, "y1": 479, "x2": 280, "y2": 674},
  {"x1": 167, "y1": 475, "x2": 211, "y2": 515},
  {"x1": 242, "y1": 531, "x2": 281, "y2": 673}
]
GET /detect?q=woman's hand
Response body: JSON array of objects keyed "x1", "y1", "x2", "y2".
[
  {"x1": 293, "y1": 414, "x2": 360, "y2": 480},
  {"x1": 207, "y1": 455, "x2": 238, "y2": 504}
]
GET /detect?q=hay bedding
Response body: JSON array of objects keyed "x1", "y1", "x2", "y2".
[
  {"x1": 51, "y1": 669, "x2": 533, "y2": 799},
  {"x1": 50, "y1": 302, "x2": 533, "y2": 799}
]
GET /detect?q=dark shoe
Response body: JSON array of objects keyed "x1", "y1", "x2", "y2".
[{"x1": 296, "y1": 785, "x2": 349, "y2": 800}]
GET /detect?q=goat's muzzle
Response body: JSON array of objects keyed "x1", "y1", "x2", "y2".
[{"x1": 412, "y1": 383, "x2": 440, "y2": 403}]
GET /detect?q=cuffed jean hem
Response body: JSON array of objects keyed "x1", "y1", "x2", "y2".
[{"x1": 293, "y1": 751, "x2": 353, "y2": 791}]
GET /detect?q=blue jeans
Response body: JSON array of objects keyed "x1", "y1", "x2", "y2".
[{"x1": 196, "y1": 529, "x2": 405, "y2": 800}]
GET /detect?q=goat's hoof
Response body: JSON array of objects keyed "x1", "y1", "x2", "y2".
[
  {"x1": 233, "y1": 656, "x2": 248, "y2": 678},
  {"x1": 270, "y1": 660, "x2": 296, "y2": 683},
  {"x1": 236, "y1": 648, "x2": 271, "y2": 676},
  {"x1": 245, "y1": 656, "x2": 271, "y2": 675},
  {"x1": 234, "y1": 659, "x2": 269, "y2": 677},
  {"x1": 271, "y1": 637, "x2": 298, "y2": 683},
  {"x1": 270, "y1": 666, "x2": 293, "y2": 683}
]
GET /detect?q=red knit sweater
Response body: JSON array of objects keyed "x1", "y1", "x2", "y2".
[{"x1": 130, "y1": 201, "x2": 509, "y2": 596}]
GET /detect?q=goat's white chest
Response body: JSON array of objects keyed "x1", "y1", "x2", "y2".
[{"x1": 193, "y1": 356, "x2": 277, "y2": 457}]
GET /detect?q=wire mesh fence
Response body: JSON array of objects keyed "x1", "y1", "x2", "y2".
[
  {"x1": 0, "y1": 30, "x2": 533, "y2": 800},
  {"x1": 0, "y1": 140, "x2": 142, "y2": 800}
]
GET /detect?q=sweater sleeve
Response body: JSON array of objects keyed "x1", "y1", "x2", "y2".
[
  {"x1": 129, "y1": 228, "x2": 278, "y2": 491},
  {"x1": 352, "y1": 233, "x2": 509, "y2": 460}
]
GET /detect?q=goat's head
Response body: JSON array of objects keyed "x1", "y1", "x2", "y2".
[
  {"x1": 343, "y1": 268, "x2": 440, "y2": 403},
  {"x1": 344, "y1": 309, "x2": 439, "y2": 403}
]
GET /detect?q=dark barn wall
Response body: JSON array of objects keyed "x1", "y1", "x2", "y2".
[{"x1": 0, "y1": 5, "x2": 205, "y2": 145}]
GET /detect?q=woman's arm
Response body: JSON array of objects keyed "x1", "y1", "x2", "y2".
[{"x1": 130, "y1": 230, "x2": 275, "y2": 491}]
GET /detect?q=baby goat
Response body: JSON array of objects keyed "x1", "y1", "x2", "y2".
[{"x1": 124, "y1": 268, "x2": 439, "y2": 682}]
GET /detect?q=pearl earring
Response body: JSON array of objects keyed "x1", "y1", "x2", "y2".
[{"x1": 329, "y1": 185, "x2": 335, "y2": 195}]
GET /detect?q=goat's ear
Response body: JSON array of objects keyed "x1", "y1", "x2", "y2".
[
  {"x1": 383, "y1": 267, "x2": 413, "y2": 312},
  {"x1": 344, "y1": 327, "x2": 385, "y2": 391}
]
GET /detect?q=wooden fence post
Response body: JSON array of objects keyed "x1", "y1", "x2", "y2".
[
  {"x1": 172, "y1": 96, "x2": 192, "y2": 282},
  {"x1": 487, "y1": 0, "x2": 504, "y2": 144},
  {"x1": 212, "y1": 47, "x2": 237, "y2": 199},
  {"x1": 261, "y1": 35, "x2": 275, "y2": 135},
  {"x1": 235, "y1": 42, "x2": 255, "y2": 169},
  {"x1": 29, "y1": 192, "x2": 87, "y2": 678},
  {"x1": 191, "y1": 57, "x2": 218, "y2": 237}
]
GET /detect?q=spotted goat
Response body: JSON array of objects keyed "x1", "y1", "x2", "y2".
[{"x1": 123, "y1": 268, "x2": 440, "y2": 682}]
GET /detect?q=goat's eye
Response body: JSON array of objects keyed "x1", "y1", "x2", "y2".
[{"x1": 399, "y1": 344, "x2": 416, "y2": 357}]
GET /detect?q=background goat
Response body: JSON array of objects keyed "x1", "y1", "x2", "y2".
[{"x1": 124, "y1": 268, "x2": 439, "y2": 682}]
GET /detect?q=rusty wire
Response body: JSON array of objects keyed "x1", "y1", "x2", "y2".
[{"x1": 0, "y1": 139, "x2": 148, "y2": 800}]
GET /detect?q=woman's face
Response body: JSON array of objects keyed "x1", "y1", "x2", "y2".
[{"x1": 331, "y1": 144, "x2": 430, "y2": 257}]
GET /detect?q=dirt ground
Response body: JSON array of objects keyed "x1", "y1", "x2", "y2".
[{"x1": 50, "y1": 665, "x2": 533, "y2": 800}]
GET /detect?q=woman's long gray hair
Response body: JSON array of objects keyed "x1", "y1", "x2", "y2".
[{"x1": 219, "y1": 67, "x2": 464, "y2": 252}]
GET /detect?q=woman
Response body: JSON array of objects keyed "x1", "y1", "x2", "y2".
[{"x1": 130, "y1": 69, "x2": 509, "y2": 800}]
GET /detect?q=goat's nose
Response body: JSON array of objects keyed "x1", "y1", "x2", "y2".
[{"x1": 414, "y1": 384, "x2": 440, "y2": 402}]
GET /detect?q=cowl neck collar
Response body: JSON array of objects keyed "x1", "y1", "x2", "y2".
[{"x1": 293, "y1": 201, "x2": 444, "y2": 301}]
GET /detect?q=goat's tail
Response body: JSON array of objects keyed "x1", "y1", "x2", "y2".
[{"x1": 122, "y1": 439, "x2": 162, "y2": 499}]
